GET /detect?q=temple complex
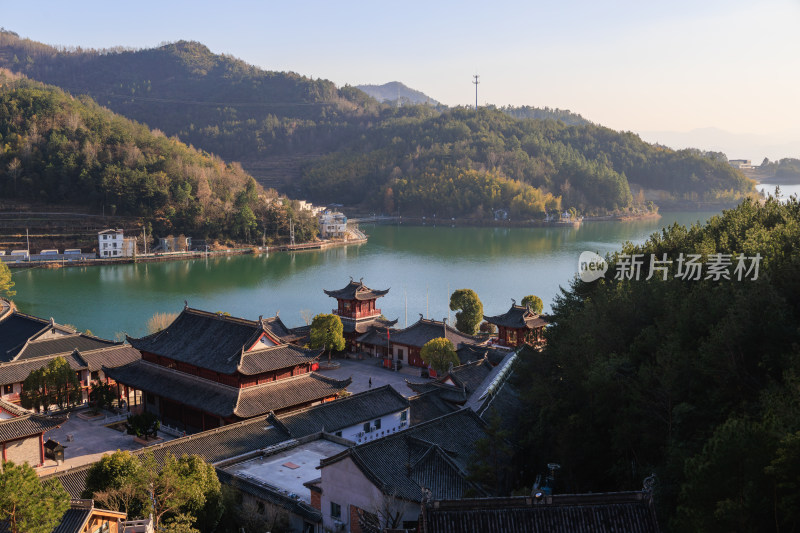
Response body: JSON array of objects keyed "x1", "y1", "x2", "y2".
[
  {"x1": 483, "y1": 300, "x2": 549, "y2": 348},
  {"x1": 107, "y1": 305, "x2": 351, "y2": 433},
  {"x1": 323, "y1": 279, "x2": 397, "y2": 348}
]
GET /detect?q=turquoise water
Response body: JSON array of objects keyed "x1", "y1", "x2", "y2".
[{"x1": 11, "y1": 211, "x2": 718, "y2": 339}]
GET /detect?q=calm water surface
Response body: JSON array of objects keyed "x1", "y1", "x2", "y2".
[{"x1": 12, "y1": 211, "x2": 718, "y2": 339}]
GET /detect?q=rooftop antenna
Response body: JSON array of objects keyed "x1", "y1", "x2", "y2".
[{"x1": 472, "y1": 74, "x2": 480, "y2": 111}]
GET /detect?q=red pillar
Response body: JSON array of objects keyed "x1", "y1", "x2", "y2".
[{"x1": 39, "y1": 433, "x2": 44, "y2": 466}]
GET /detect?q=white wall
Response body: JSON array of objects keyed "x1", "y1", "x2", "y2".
[
  {"x1": 319, "y1": 456, "x2": 417, "y2": 532},
  {"x1": 334, "y1": 408, "x2": 409, "y2": 445}
]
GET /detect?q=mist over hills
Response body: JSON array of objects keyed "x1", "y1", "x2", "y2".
[{"x1": 0, "y1": 29, "x2": 756, "y2": 216}]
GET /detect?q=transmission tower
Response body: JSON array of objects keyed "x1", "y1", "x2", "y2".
[{"x1": 472, "y1": 74, "x2": 480, "y2": 111}]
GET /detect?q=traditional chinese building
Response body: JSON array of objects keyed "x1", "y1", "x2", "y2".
[
  {"x1": 108, "y1": 305, "x2": 351, "y2": 433},
  {"x1": 0, "y1": 398, "x2": 66, "y2": 468},
  {"x1": 357, "y1": 316, "x2": 481, "y2": 373},
  {"x1": 324, "y1": 279, "x2": 397, "y2": 349},
  {"x1": 483, "y1": 300, "x2": 549, "y2": 348},
  {"x1": 0, "y1": 299, "x2": 138, "y2": 405}
]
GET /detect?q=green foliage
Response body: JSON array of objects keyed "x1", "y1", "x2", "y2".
[
  {"x1": 0, "y1": 461, "x2": 70, "y2": 533},
  {"x1": 84, "y1": 450, "x2": 222, "y2": 532},
  {"x1": 449, "y1": 289, "x2": 484, "y2": 335},
  {"x1": 0, "y1": 68, "x2": 311, "y2": 245},
  {"x1": 89, "y1": 381, "x2": 116, "y2": 414},
  {"x1": 515, "y1": 197, "x2": 800, "y2": 530},
  {"x1": 126, "y1": 411, "x2": 161, "y2": 439},
  {"x1": 0, "y1": 261, "x2": 15, "y2": 298},
  {"x1": 309, "y1": 314, "x2": 345, "y2": 360},
  {"x1": 466, "y1": 409, "x2": 515, "y2": 496},
  {"x1": 420, "y1": 338, "x2": 459, "y2": 375},
  {"x1": 0, "y1": 32, "x2": 755, "y2": 218},
  {"x1": 760, "y1": 157, "x2": 800, "y2": 179},
  {"x1": 521, "y1": 294, "x2": 543, "y2": 314},
  {"x1": 20, "y1": 356, "x2": 82, "y2": 411}
]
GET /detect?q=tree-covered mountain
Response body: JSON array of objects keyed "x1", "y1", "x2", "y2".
[
  {"x1": 356, "y1": 81, "x2": 439, "y2": 106},
  {"x1": 0, "y1": 69, "x2": 317, "y2": 243},
  {"x1": 0, "y1": 30, "x2": 756, "y2": 217},
  {"x1": 517, "y1": 197, "x2": 800, "y2": 530}
]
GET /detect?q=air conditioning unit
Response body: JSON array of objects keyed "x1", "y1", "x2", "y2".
[{"x1": 333, "y1": 519, "x2": 345, "y2": 531}]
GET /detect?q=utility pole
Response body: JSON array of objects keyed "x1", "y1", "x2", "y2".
[{"x1": 472, "y1": 74, "x2": 480, "y2": 111}]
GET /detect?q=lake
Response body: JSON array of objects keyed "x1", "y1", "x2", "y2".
[{"x1": 11, "y1": 211, "x2": 719, "y2": 339}]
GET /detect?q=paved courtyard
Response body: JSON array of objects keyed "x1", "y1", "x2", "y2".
[
  {"x1": 37, "y1": 410, "x2": 175, "y2": 475},
  {"x1": 316, "y1": 356, "x2": 431, "y2": 396}
]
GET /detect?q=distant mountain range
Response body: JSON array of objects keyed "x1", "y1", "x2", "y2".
[
  {"x1": 638, "y1": 127, "x2": 800, "y2": 163},
  {"x1": 0, "y1": 29, "x2": 757, "y2": 217},
  {"x1": 356, "y1": 81, "x2": 439, "y2": 105}
]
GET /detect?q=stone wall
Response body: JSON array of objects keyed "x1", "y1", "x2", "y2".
[{"x1": 4, "y1": 435, "x2": 42, "y2": 466}]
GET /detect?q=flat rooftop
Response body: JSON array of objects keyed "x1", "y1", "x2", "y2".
[{"x1": 224, "y1": 438, "x2": 348, "y2": 503}]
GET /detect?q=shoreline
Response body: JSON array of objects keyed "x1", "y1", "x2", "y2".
[{"x1": 3, "y1": 237, "x2": 367, "y2": 269}]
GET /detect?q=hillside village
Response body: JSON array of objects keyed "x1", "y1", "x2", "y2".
[{"x1": 0, "y1": 280, "x2": 660, "y2": 533}]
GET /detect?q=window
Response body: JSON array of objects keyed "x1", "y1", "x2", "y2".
[
  {"x1": 90, "y1": 371, "x2": 99, "y2": 381},
  {"x1": 3, "y1": 384, "x2": 13, "y2": 395},
  {"x1": 401, "y1": 410, "x2": 408, "y2": 422},
  {"x1": 330, "y1": 501, "x2": 342, "y2": 519},
  {"x1": 335, "y1": 431, "x2": 342, "y2": 437},
  {"x1": 363, "y1": 422, "x2": 371, "y2": 433},
  {"x1": 374, "y1": 419, "x2": 381, "y2": 430},
  {"x1": 257, "y1": 501, "x2": 265, "y2": 514}
]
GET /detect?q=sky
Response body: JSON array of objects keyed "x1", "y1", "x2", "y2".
[{"x1": 2, "y1": 0, "x2": 799, "y2": 157}]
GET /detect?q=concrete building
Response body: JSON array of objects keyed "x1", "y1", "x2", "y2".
[
  {"x1": 319, "y1": 211, "x2": 348, "y2": 239},
  {"x1": 97, "y1": 229, "x2": 125, "y2": 258}
]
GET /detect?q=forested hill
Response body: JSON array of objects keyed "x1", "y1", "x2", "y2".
[
  {"x1": 0, "y1": 70, "x2": 318, "y2": 244},
  {"x1": 0, "y1": 30, "x2": 756, "y2": 217},
  {"x1": 518, "y1": 197, "x2": 800, "y2": 529}
]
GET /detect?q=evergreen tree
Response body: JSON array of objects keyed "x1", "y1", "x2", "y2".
[{"x1": 0, "y1": 462, "x2": 70, "y2": 533}]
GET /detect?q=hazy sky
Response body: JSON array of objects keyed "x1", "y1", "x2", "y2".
[{"x1": 3, "y1": 0, "x2": 799, "y2": 138}]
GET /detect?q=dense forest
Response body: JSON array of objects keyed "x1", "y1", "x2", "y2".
[
  {"x1": 0, "y1": 69, "x2": 318, "y2": 243},
  {"x1": 0, "y1": 30, "x2": 756, "y2": 217},
  {"x1": 761, "y1": 157, "x2": 800, "y2": 180},
  {"x1": 516, "y1": 197, "x2": 800, "y2": 530}
]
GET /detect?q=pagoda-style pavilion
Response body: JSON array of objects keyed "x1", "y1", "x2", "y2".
[
  {"x1": 483, "y1": 300, "x2": 549, "y2": 348},
  {"x1": 107, "y1": 305, "x2": 351, "y2": 433},
  {"x1": 324, "y1": 279, "x2": 397, "y2": 349}
]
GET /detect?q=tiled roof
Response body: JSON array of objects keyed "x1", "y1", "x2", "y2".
[
  {"x1": 387, "y1": 318, "x2": 481, "y2": 349},
  {"x1": 276, "y1": 385, "x2": 409, "y2": 437},
  {"x1": 455, "y1": 343, "x2": 511, "y2": 366},
  {"x1": 324, "y1": 280, "x2": 389, "y2": 301},
  {"x1": 0, "y1": 312, "x2": 50, "y2": 362},
  {"x1": 0, "y1": 345, "x2": 140, "y2": 386},
  {"x1": 0, "y1": 412, "x2": 66, "y2": 443},
  {"x1": 51, "y1": 507, "x2": 92, "y2": 533},
  {"x1": 127, "y1": 307, "x2": 266, "y2": 374},
  {"x1": 0, "y1": 352, "x2": 88, "y2": 386},
  {"x1": 405, "y1": 381, "x2": 467, "y2": 404},
  {"x1": 484, "y1": 304, "x2": 549, "y2": 329},
  {"x1": 355, "y1": 326, "x2": 395, "y2": 346},
  {"x1": 237, "y1": 344, "x2": 320, "y2": 375},
  {"x1": 320, "y1": 409, "x2": 489, "y2": 502},
  {"x1": 78, "y1": 345, "x2": 141, "y2": 371},
  {"x1": 0, "y1": 398, "x2": 31, "y2": 417},
  {"x1": 14, "y1": 334, "x2": 118, "y2": 361},
  {"x1": 234, "y1": 373, "x2": 352, "y2": 418},
  {"x1": 447, "y1": 358, "x2": 494, "y2": 393},
  {"x1": 342, "y1": 317, "x2": 399, "y2": 335},
  {"x1": 423, "y1": 492, "x2": 661, "y2": 533},
  {"x1": 408, "y1": 391, "x2": 458, "y2": 425},
  {"x1": 105, "y1": 361, "x2": 351, "y2": 419},
  {"x1": 217, "y1": 469, "x2": 322, "y2": 522},
  {"x1": 43, "y1": 414, "x2": 294, "y2": 498}
]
